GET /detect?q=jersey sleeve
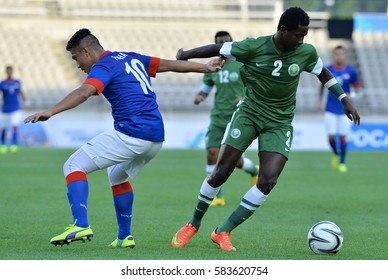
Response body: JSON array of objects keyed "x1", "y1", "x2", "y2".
[
  {"x1": 148, "y1": 57, "x2": 160, "y2": 77},
  {"x1": 304, "y1": 44, "x2": 323, "y2": 75},
  {"x1": 220, "y1": 38, "x2": 253, "y2": 63},
  {"x1": 134, "y1": 53, "x2": 160, "y2": 78},
  {"x1": 202, "y1": 72, "x2": 214, "y2": 87},
  {"x1": 350, "y1": 66, "x2": 361, "y2": 88},
  {"x1": 83, "y1": 64, "x2": 111, "y2": 95},
  {"x1": 17, "y1": 80, "x2": 22, "y2": 91},
  {"x1": 200, "y1": 72, "x2": 214, "y2": 94}
]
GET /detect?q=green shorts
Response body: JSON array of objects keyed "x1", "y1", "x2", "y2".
[
  {"x1": 221, "y1": 109, "x2": 293, "y2": 158},
  {"x1": 205, "y1": 123, "x2": 228, "y2": 149}
]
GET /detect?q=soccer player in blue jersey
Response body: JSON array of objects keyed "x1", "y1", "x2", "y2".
[
  {"x1": 319, "y1": 45, "x2": 361, "y2": 173},
  {"x1": 0, "y1": 65, "x2": 27, "y2": 154},
  {"x1": 24, "y1": 28, "x2": 221, "y2": 248}
]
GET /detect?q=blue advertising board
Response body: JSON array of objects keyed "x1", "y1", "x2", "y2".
[
  {"x1": 354, "y1": 13, "x2": 388, "y2": 32},
  {"x1": 348, "y1": 123, "x2": 388, "y2": 151}
]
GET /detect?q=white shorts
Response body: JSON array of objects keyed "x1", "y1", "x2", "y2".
[
  {"x1": 81, "y1": 129, "x2": 163, "y2": 179},
  {"x1": 1, "y1": 110, "x2": 22, "y2": 127},
  {"x1": 324, "y1": 112, "x2": 351, "y2": 136}
]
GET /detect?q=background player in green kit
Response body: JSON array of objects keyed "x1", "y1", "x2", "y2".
[
  {"x1": 171, "y1": 7, "x2": 360, "y2": 251},
  {"x1": 194, "y1": 31, "x2": 259, "y2": 207}
]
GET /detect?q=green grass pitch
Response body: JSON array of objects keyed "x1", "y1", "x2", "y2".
[{"x1": 0, "y1": 148, "x2": 386, "y2": 260}]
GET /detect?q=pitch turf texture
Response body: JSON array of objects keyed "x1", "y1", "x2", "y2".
[{"x1": 0, "y1": 148, "x2": 386, "y2": 260}]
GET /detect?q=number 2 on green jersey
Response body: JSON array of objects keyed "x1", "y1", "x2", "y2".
[{"x1": 272, "y1": 60, "x2": 282, "y2": 77}]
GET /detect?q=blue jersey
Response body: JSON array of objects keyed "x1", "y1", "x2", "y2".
[
  {"x1": 0, "y1": 79, "x2": 22, "y2": 113},
  {"x1": 325, "y1": 64, "x2": 360, "y2": 115},
  {"x1": 84, "y1": 51, "x2": 164, "y2": 142}
]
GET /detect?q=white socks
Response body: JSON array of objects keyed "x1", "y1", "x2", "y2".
[
  {"x1": 198, "y1": 179, "x2": 221, "y2": 204},
  {"x1": 240, "y1": 186, "x2": 267, "y2": 211}
]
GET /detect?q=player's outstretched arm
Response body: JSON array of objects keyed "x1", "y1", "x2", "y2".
[
  {"x1": 24, "y1": 84, "x2": 96, "y2": 123},
  {"x1": 317, "y1": 67, "x2": 360, "y2": 126},
  {"x1": 176, "y1": 44, "x2": 223, "y2": 60},
  {"x1": 157, "y1": 58, "x2": 222, "y2": 73}
]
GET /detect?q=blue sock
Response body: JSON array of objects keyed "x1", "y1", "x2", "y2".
[
  {"x1": 329, "y1": 137, "x2": 338, "y2": 155},
  {"x1": 112, "y1": 182, "x2": 134, "y2": 240},
  {"x1": 1, "y1": 129, "x2": 6, "y2": 145},
  {"x1": 12, "y1": 127, "x2": 18, "y2": 145},
  {"x1": 66, "y1": 171, "x2": 89, "y2": 228},
  {"x1": 340, "y1": 141, "x2": 347, "y2": 164}
]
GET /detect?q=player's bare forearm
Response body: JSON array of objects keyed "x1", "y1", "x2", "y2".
[
  {"x1": 176, "y1": 44, "x2": 223, "y2": 60},
  {"x1": 51, "y1": 88, "x2": 90, "y2": 113},
  {"x1": 158, "y1": 59, "x2": 221, "y2": 73},
  {"x1": 317, "y1": 67, "x2": 334, "y2": 84},
  {"x1": 158, "y1": 59, "x2": 206, "y2": 73},
  {"x1": 24, "y1": 84, "x2": 95, "y2": 123},
  {"x1": 21, "y1": 91, "x2": 27, "y2": 102}
]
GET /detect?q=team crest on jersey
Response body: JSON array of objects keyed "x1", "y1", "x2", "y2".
[
  {"x1": 229, "y1": 72, "x2": 239, "y2": 82},
  {"x1": 288, "y1": 64, "x2": 300, "y2": 77},
  {"x1": 231, "y1": 128, "x2": 241, "y2": 139}
]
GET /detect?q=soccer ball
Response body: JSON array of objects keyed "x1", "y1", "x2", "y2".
[{"x1": 307, "y1": 221, "x2": 343, "y2": 254}]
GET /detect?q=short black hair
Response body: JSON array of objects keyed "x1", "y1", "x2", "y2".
[
  {"x1": 214, "y1": 31, "x2": 232, "y2": 43},
  {"x1": 66, "y1": 28, "x2": 101, "y2": 51},
  {"x1": 277, "y1": 7, "x2": 310, "y2": 31},
  {"x1": 334, "y1": 45, "x2": 345, "y2": 51}
]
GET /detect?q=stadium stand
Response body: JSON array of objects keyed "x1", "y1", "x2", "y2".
[
  {"x1": 55, "y1": 0, "x2": 283, "y2": 21},
  {"x1": 353, "y1": 31, "x2": 387, "y2": 89},
  {"x1": 0, "y1": 0, "x2": 47, "y2": 16},
  {"x1": 0, "y1": 0, "x2": 385, "y2": 114},
  {"x1": 353, "y1": 30, "x2": 387, "y2": 113}
]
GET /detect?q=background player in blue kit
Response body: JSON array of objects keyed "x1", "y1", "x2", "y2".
[
  {"x1": 24, "y1": 28, "x2": 221, "y2": 248},
  {"x1": 0, "y1": 65, "x2": 27, "y2": 154},
  {"x1": 319, "y1": 45, "x2": 361, "y2": 173}
]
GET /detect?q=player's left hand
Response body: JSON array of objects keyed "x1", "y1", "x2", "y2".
[
  {"x1": 24, "y1": 111, "x2": 52, "y2": 123},
  {"x1": 206, "y1": 57, "x2": 224, "y2": 72},
  {"x1": 341, "y1": 97, "x2": 360, "y2": 126},
  {"x1": 194, "y1": 94, "x2": 206, "y2": 105}
]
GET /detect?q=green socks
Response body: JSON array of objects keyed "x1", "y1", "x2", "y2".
[
  {"x1": 189, "y1": 200, "x2": 210, "y2": 229},
  {"x1": 216, "y1": 205, "x2": 254, "y2": 233}
]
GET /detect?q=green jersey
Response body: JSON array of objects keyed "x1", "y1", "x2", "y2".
[
  {"x1": 202, "y1": 60, "x2": 245, "y2": 127},
  {"x1": 220, "y1": 35, "x2": 323, "y2": 123}
]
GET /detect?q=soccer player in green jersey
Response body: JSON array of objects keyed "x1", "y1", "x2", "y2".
[
  {"x1": 172, "y1": 7, "x2": 360, "y2": 251},
  {"x1": 194, "y1": 31, "x2": 259, "y2": 207}
]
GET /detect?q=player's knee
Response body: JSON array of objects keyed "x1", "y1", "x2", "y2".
[
  {"x1": 63, "y1": 158, "x2": 83, "y2": 177},
  {"x1": 107, "y1": 165, "x2": 128, "y2": 186},
  {"x1": 63, "y1": 149, "x2": 99, "y2": 177},
  {"x1": 207, "y1": 148, "x2": 219, "y2": 164},
  {"x1": 208, "y1": 168, "x2": 229, "y2": 187},
  {"x1": 63, "y1": 155, "x2": 90, "y2": 177},
  {"x1": 257, "y1": 173, "x2": 278, "y2": 195}
]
